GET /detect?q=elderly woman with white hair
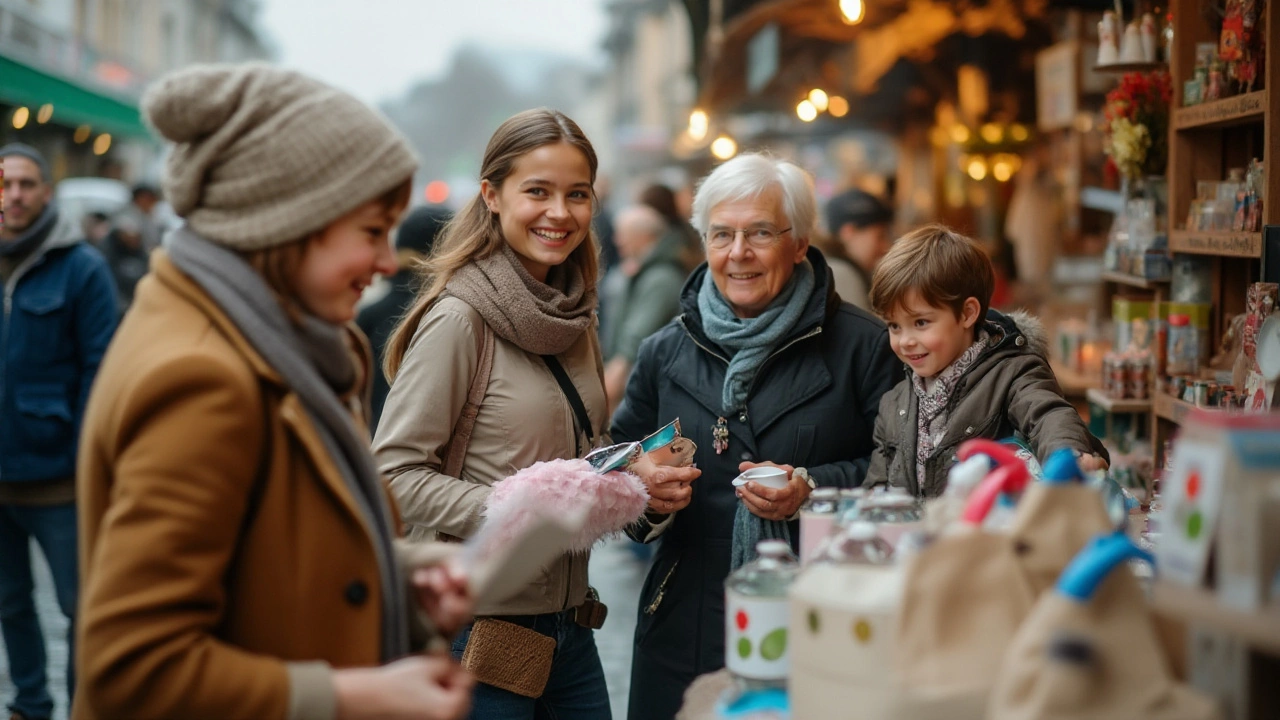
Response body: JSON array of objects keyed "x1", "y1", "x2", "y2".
[{"x1": 610, "y1": 153, "x2": 901, "y2": 720}]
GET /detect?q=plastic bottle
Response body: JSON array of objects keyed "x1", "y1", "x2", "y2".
[
  {"x1": 724, "y1": 540, "x2": 800, "y2": 691},
  {"x1": 799, "y1": 488, "x2": 840, "y2": 565}
]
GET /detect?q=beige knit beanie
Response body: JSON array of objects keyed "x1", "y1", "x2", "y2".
[{"x1": 142, "y1": 63, "x2": 419, "y2": 251}]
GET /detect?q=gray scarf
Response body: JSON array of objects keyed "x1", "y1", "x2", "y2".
[
  {"x1": 445, "y1": 242, "x2": 596, "y2": 355},
  {"x1": 0, "y1": 202, "x2": 57, "y2": 258},
  {"x1": 167, "y1": 226, "x2": 410, "y2": 662},
  {"x1": 696, "y1": 261, "x2": 816, "y2": 570}
]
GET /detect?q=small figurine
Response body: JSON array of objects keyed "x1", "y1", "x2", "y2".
[
  {"x1": 1120, "y1": 21, "x2": 1146, "y2": 63},
  {"x1": 1140, "y1": 14, "x2": 1158, "y2": 62},
  {"x1": 1098, "y1": 11, "x2": 1121, "y2": 66}
]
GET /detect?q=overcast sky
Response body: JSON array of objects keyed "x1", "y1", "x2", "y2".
[{"x1": 259, "y1": 0, "x2": 610, "y2": 105}]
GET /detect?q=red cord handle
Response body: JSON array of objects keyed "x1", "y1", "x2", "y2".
[{"x1": 959, "y1": 440, "x2": 1031, "y2": 525}]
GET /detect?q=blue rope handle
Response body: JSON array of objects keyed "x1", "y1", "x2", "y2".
[
  {"x1": 1056, "y1": 531, "x2": 1155, "y2": 602},
  {"x1": 1041, "y1": 447, "x2": 1087, "y2": 485}
]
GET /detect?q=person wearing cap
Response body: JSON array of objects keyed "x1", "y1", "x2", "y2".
[
  {"x1": 0, "y1": 142, "x2": 118, "y2": 720},
  {"x1": 75, "y1": 64, "x2": 474, "y2": 720},
  {"x1": 357, "y1": 205, "x2": 450, "y2": 431},
  {"x1": 821, "y1": 188, "x2": 894, "y2": 311}
]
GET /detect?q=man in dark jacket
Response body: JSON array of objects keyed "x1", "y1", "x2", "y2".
[
  {"x1": 356, "y1": 204, "x2": 449, "y2": 431},
  {"x1": 0, "y1": 143, "x2": 118, "y2": 720}
]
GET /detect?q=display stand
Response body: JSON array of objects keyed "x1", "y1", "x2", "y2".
[{"x1": 1150, "y1": 0, "x2": 1280, "y2": 715}]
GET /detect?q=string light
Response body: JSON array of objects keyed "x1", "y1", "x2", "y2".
[
  {"x1": 688, "y1": 109, "x2": 709, "y2": 141},
  {"x1": 828, "y1": 96, "x2": 849, "y2": 117},
  {"x1": 808, "y1": 89, "x2": 829, "y2": 112},
  {"x1": 12, "y1": 107, "x2": 29, "y2": 129},
  {"x1": 37, "y1": 104, "x2": 53, "y2": 124},
  {"x1": 711, "y1": 135, "x2": 738, "y2": 160},
  {"x1": 839, "y1": 0, "x2": 865, "y2": 25},
  {"x1": 796, "y1": 100, "x2": 818, "y2": 122},
  {"x1": 93, "y1": 133, "x2": 112, "y2": 156}
]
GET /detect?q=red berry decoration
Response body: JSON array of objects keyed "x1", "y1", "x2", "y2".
[{"x1": 736, "y1": 609, "x2": 749, "y2": 631}]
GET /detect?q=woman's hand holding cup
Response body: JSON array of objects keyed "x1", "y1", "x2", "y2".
[{"x1": 735, "y1": 461, "x2": 809, "y2": 521}]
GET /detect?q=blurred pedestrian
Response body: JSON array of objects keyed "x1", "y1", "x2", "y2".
[
  {"x1": 0, "y1": 142, "x2": 118, "y2": 720},
  {"x1": 357, "y1": 205, "x2": 451, "y2": 431},
  {"x1": 638, "y1": 183, "x2": 701, "y2": 272},
  {"x1": 821, "y1": 188, "x2": 894, "y2": 311},
  {"x1": 115, "y1": 183, "x2": 164, "y2": 252},
  {"x1": 600, "y1": 205, "x2": 684, "y2": 415},
  {"x1": 374, "y1": 108, "x2": 698, "y2": 720},
  {"x1": 98, "y1": 213, "x2": 150, "y2": 311},
  {"x1": 75, "y1": 64, "x2": 473, "y2": 720}
]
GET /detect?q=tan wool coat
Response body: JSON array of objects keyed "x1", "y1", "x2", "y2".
[
  {"x1": 75, "y1": 253, "x2": 417, "y2": 720},
  {"x1": 373, "y1": 295, "x2": 607, "y2": 617}
]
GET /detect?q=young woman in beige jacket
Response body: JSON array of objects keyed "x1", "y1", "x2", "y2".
[{"x1": 374, "y1": 109, "x2": 699, "y2": 719}]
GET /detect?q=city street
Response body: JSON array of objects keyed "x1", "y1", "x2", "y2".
[{"x1": 1, "y1": 536, "x2": 650, "y2": 720}]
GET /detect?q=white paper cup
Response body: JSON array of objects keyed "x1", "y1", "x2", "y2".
[{"x1": 732, "y1": 466, "x2": 789, "y2": 490}]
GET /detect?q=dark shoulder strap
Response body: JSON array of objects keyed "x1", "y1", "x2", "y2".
[
  {"x1": 442, "y1": 322, "x2": 495, "y2": 479},
  {"x1": 542, "y1": 354, "x2": 595, "y2": 457}
]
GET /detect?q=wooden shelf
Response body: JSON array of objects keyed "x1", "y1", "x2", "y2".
[
  {"x1": 1050, "y1": 362, "x2": 1099, "y2": 398},
  {"x1": 1168, "y1": 230, "x2": 1263, "y2": 258},
  {"x1": 1173, "y1": 90, "x2": 1268, "y2": 130},
  {"x1": 1151, "y1": 581, "x2": 1280, "y2": 654},
  {"x1": 1154, "y1": 392, "x2": 1198, "y2": 424},
  {"x1": 1094, "y1": 60, "x2": 1169, "y2": 73},
  {"x1": 1087, "y1": 387, "x2": 1152, "y2": 413},
  {"x1": 1101, "y1": 271, "x2": 1169, "y2": 289}
]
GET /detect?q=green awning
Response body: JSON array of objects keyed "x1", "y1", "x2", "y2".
[{"x1": 0, "y1": 55, "x2": 152, "y2": 139}]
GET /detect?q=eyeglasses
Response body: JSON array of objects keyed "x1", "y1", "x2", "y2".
[{"x1": 703, "y1": 225, "x2": 792, "y2": 250}]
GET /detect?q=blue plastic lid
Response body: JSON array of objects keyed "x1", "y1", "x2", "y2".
[{"x1": 719, "y1": 687, "x2": 791, "y2": 718}]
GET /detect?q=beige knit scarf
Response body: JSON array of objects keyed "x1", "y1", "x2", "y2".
[{"x1": 445, "y1": 242, "x2": 597, "y2": 356}]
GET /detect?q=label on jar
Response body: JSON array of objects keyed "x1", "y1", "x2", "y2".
[{"x1": 725, "y1": 590, "x2": 790, "y2": 680}]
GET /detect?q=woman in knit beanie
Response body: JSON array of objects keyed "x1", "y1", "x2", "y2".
[
  {"x1": 75, "y1": 63, "x2": 474, "y2": 720},
  {"x1": 372, "y1": 109, "x2": 700, "y2": 719}
]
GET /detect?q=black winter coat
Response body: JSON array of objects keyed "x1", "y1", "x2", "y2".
[{"x1": 610, "y1": 248, "x2": 901, "y2": 720}]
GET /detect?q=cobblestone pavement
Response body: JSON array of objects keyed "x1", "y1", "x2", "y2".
[
  {"x1": 1, "y1": 537, "x2": 651, "y2": 720},
  {"x1": 589, "y1": 537, "x2": 652, "y2": 719},
  {"x1": 0, "y1": 540, "x2": 71, "y2": 720}
]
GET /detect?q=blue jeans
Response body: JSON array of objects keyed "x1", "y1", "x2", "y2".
[
  {"x1": 0, "y1": 503, "x2": 78, "y2": 720},
  {"x1": 452, "y1": 609, "x2": 612, "y2": 720}
]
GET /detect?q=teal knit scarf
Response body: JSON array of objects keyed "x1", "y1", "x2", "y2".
[{"x1": 697, "y1": 260, "x2": 815, "y2": 569}]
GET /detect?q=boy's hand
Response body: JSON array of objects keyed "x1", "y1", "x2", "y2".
[
  {"x1": 1076, "y1": 453, "x2": 1109, "y2": 472},
  {"x1": 736, "y1": 461, "x2": 810, "y2": 521}
]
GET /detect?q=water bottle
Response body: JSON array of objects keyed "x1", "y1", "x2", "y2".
[
  {"x1": 810, "y1": 520, "x2": 895, "y2": 566},
  {"x1": 725, "y1": 540, "x2": 800, "y2": 691},
  {"x1": 799, "y1": 488, "x2": 840, "y2": 565}
]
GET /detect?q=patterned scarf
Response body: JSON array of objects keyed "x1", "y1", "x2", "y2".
[{"x1": 912, "y1": 332, "x2": 989, "y2": 481}]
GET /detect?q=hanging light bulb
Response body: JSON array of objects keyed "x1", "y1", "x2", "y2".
[
  {"x1": 808, "y1": 89, "x2": 830, "y2": 112},
  {"x1": 839, "y1": 0, "x2": 865, "y2": 25},
  {"x1": 796, "y1": 100, "x2": 818, "y2": 122},
  {"x1": 966, "y1": 157, "x2": 988, "y2": 181},
  {"x1": 688, "y1": 109, "x2": 709, "y2": 141},
  {"x1": 711, "y1": 135, "x2": 738, "y2": 160}
]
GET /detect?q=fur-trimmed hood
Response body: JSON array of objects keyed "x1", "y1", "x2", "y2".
[{"x1": 984, "y1": 309, "x2": 1050, "y2": 360}]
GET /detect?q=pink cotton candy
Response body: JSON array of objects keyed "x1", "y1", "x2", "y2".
[{"x1": 481, "y1": 458, "x2": 650, "y2": 554}]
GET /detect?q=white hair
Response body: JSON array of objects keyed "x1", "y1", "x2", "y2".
[{"x1": 690, "y1": 153, "x2": 817, "y2": 241}]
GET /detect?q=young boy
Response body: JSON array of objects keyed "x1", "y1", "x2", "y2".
[{"x1": 863, "y1": 225, "x2": 1107, "y2": 497}]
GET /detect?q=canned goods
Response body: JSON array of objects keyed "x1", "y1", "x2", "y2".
[
  {"x1": 1126, "y1": 360, "x2": 1150, "y2": 400},
  {"x1": 1193, "y1": 380, "x2": 1211, "y2": 407}
]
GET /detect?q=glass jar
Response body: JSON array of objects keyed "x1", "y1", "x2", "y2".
[
  {"x1": 799, "y1": 488, "x2": 840, "y2": 565},
  {"x1": 724, "y1": 540, "x2": 800, "y2": 691},
  {"x1": 811, "y1": 521, "x2": 895, "y2": 566}
]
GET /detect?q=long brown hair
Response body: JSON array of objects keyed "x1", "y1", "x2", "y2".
[{"x1": 383, "y1": 109, "x2": 600, "y2": 380}]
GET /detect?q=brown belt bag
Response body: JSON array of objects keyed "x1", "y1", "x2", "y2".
[{"x1": 461, "y1": 618, "x2": 557, "y2": 698}]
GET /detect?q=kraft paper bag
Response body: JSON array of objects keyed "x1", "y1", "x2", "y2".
[
  {"x1": 988, "y1": 532, "x2": 1221, "y2": 720},
  {"x1": 892, "y1": 445, "x2": 1117, "y2": 719}
]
